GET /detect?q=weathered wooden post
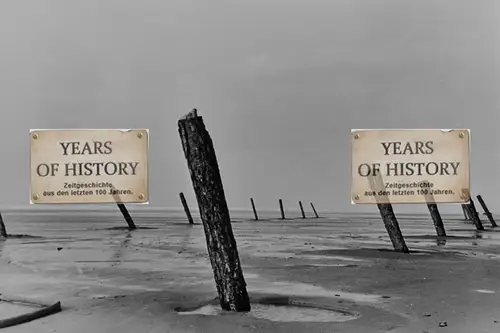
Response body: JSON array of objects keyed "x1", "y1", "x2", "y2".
[
  {"x1": 0, "y1": 212, "x2": 7, "y2": 238},
  {"x1": 476, "y1": 195, "x2": 497, "y2": 227},
  {"x1": 250, "y1": 198, "x2": 258, "y2": 221},
  {"x1": 179, "y1": 192, "x2": 194, "y2": 225},
  {"x1": 310, "y1": 202, "x2": 319, "y2": 218},
  {"x1": 368, "y1": 175, "x2": 409, "y2": 253},
  {"x1": 427, "y1": 203, "x2": 446, "y2": 237},
  {"x1": 461, "y1": 204, "x2": 472, "y2": 220},
  {"x1": 422, "y1": 186, "x2": 446, "y2": 237},
  {"x1": 279, "y1": 199, "x2": 285, "y2": 220},
  {"x1": 111, "y1": 187, "x2": 137, "y2": 229},
  {"x1": 117, "y1": 204, "x2": 137, "y2": 229},
  {"x1": 298, "y1": 201, "x2": 306, "y2": 219},
  {"x1": 468, "y1": 198, "x2": 484, "y2": 231},
  {"x1": 376, "y1": 204, "x2": 410, "y2": 253},
  {"x1": 178, "y1": 109, "x2": 250, "y2": 312}
]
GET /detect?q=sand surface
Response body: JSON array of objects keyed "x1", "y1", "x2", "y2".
[{"x1": 0, "y1": 209, "x2": 499, "y2": 332}]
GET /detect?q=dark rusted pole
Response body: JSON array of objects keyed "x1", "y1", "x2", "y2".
[
  {"x1": 0, "y1": 212, "x2": 7, "y2": 238},
  {"x1": 298, "y1": 201, "x2": 306, "y2": 218},
  {"x1": 279, "y1": 199, "x2": 285, "y2": 220},
  {"x1": 310, "y1": 202, "x2": 319, "y2": 218},
  {"x1": 250, "y1": 198, "x2": 258, "y2": 221},
  {"x1": 468, "y1": 199, "x2": 484, "y2": 231},
  {"x1": 179, "y1": 192, "x2": 194, "y2": 224},
  {"x1": 117, "y1": 204, "x2": 136, "y2": 229},
  {"x1": 178, "y1": 109, "x2": 250, "y2": 312},
  {"x1": 476, "y1": 195, "x2": 497, "y2": 227}
]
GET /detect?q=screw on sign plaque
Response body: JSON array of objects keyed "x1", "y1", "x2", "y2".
[
  {"x1": 30, "y1": 129, "x2": 149, "y2": 205},
  {"x1": 351, "y1": 129, "x2": 470, "y2": 205}
]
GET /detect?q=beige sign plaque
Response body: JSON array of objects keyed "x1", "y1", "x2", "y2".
[
  {"x1": 351, "y1": 129, "x2": 470, "y2": 204},
  {"x1": 30, "y1": 129, "x2": 149, "y2": 204}
]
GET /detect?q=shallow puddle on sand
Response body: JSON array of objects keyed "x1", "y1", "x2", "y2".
[
  {"x1": 177, "y1": 303, "x2": 359, "y2": 322},
  {"x1": 284, "y1": 263, "x2": 355, "y2": 267},
  {"x1": 244, "y1": 273, "x2": 383, "y2": 303},
  {"x1": 297, "y1": 255, "x2": 364, "y2": 262},
  {"x1": 476, "y1": 289, "x2": 496, "y2": 294}
]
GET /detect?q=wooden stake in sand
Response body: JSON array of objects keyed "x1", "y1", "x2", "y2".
[
  {"x1": 178, "y1": 109, "x2": 250, "y2": 312},
  {"x1": 476, "y1": 195, "x2": 497, "y2": 227},
  {"x1": 422, "y1": 187, "x2": 446, "y2": 237},
  {"x1": 427, "y1": 203, "x2": 446, "y2": 237},
  {"x1": 368, "y1": 174, "x2": 409, "y2": 253},
  {"x1": 279, "y1": 199, "x2": 285, "y2": 220},
  {"x1": 179, "y1": 192, "x2": 194, "y2": 224},
  {"x1": 310, "y1": 202, "x2": 319, "y2": 218},
  {"x1": 298, "y1": 201, "x2": 306, "y2": 219},
  {"x1": 117, "y1": 203, "x2": 137, "y2": 229},
  {"x1": 111, "y1": 186, "x2": 137, "y2": 229},
  {"x1": 250, "y1": 198, "x2": 258, "y2": 221},
  {"x1": 376, "y1": 204, "x2": 410, "y2": 253},
  {"x1": 461, "y1": 204, "x2": 472, "y2": 220},
  {"x1": 467, "y1": 199, "x2": 484, "y2": 231},
  {"x1": 0, "y1": 212, "x2": 7, "y2": 238}
]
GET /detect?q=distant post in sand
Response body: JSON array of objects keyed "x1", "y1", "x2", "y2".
[
  {"x1": 250, "y1": 198, "x2": 258, "y2": 221},
  {"x1": 467, "y1": 199, "x2": 484, "y2": 231},
  {"x1": 111, "y1": 188, "x2": 137, "y2": 230},
  {"x1": 426, "y1": 203, "x2": 446, "y2": 237},
  {"x1": 279, "y1": 199, "x2": 285, "y2": 220},
  {"x1": 461, "y1": 204, "x2": 472, "y2": 220},
  {"x1": 368, "y1": 175, "x2": 409, "y2": 253},
  {"x1": 0, "y1": 212, "x2": 7, "y2": 238},
  {"x1": 178, "y1": 108, "x2": 250, "y2": 312},
  {"x1": 179, "y1": 192, "x2": 194, "y2": 224},
  {"x1": 422, "y1": 188, "x2": 446, "y2": 237},
  {"x1": 310, "y1": 202, "x2": 319, "y2": 218},
  {"x1": 116, "y1": 203, "x2": 137, "y2": 230},
  {"x1": 476, "y1": 195, "x2": 497, "y2": 227},
  {"x1": 298, "y1": 201, "x2": 306, "y2": 219},
  {"x1": 376, "y1": 204, "x2": 409, "y2": 253}
]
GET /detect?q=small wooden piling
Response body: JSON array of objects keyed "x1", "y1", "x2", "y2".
[
  {"x1": 250, "y1": 198, "x2": 258, "y2": 221},
  {"x1": 427, "y1": 203, "x2": 446, "y2": 237},
  {"x1": 0, "y1": 212, "x2": 7, "y2": 238},
  {"x1": 422, "y1": 187, "x2": 446, "y2": 237},
  {"x1": 368, "y1": 174, "x2": 409, "y2": 253},
  {"x1": 117, "y1": 203, "x2": 136, "y2": 229},
  {"x1": 461, "y1": 204, "x2": 472, "y2": 220},
  {"x1": 111, "y1": 186, "x2": 137, "y2": 229},
  {"x1": 179, "y1": 192, "x2": 194, "y2": 224},
  {"x1": 377, "y1": 204, "x2": 410, "y2": 253},
  {"x1": 178, "y1": 109, "x2": 250, "y2": 312},
  {"x1": 310, "y1": 202, "x2": 319, "y2": 218},
  {"x1": 464, "y1": 204, "x2": 473, "y2": 220},
  {"x1": 476, "y1": 195, "x2": 497, "y2": 227},
  {"x1": 298, "y1": 201, "x2": 306, "y2": 219},
  {"x1": 279, "y1": 199, "x2": 285, "y2": 220},
  {"x1": 468, "y1": 198, "x2": 484, "y2": 231}
]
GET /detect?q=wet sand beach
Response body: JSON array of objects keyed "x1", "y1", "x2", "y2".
[{"x1": 0, "y1": 209, "x2": 499, "y2": 332}]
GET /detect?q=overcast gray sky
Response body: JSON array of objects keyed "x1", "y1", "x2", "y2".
[{"x1": 1, "y1": 0, "x2": 498, "y2": 214}]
